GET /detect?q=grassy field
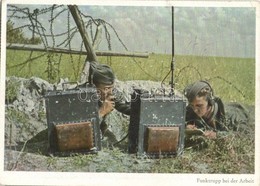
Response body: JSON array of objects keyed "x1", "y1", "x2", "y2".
[
  {"x1": 5, "y1": 49, "x2": 256, "y2": 173},
  {"x1": 6, "y1": 50, "x2": 255, "y2": 105}
]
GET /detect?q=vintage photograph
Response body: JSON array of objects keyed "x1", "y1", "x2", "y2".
[{"x1": 1, "y1": 0, "x2": 259, "y2": 185}]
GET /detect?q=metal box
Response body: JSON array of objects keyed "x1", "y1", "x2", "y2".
[
  {"x1": 45, "y1": 85, "x2": 101, "y2": 155},
  {"x1": 128, "y1": 89, "x2": 186, "y2": 158}
]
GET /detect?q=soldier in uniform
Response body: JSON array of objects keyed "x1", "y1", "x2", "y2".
[
  {"x1": 184, "y1": 80, "x2": 249, "y2": 139},
  {"x1": 90, "y1": 62, "x2": 130, "y2": 145}
]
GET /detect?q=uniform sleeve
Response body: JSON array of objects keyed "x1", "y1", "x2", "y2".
[
  {"x1": 113, "y1": 87, "x2": 131, "y2": 116},
  {"x1": 185, "y1": 106, "x2": 205, "y2": 128},
  {"x1": 185, "y1": 105, "x2": 196, "y2": 124},
  {"x1": 224, "y1": 102, "x2": 249, "y2": 131},
  {"x1": 115, "y1": 101, "x2": 131, "y2": 116}
]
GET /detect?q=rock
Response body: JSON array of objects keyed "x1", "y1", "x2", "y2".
[
  {"x1": 5, "y1": 76, "x2": 52, "y2": 146},
  {"x1": 29, "y1": 76, "x2": 53, "y2": 94}
]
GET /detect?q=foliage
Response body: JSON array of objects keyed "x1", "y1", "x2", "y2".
[
  {"x1": 7, "y1": 20, "x2": 42, "y2": 44},
  {"x1": 5, "y1": 77, "x2": 20, "y2": 103},
  {"x1": 6, "y1": 108, "x2": 29, "y2": 126}
]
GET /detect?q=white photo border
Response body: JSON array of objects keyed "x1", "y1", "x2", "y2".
[{"x1": 1, "y1": 0, "x2": 259, "y2": 185}]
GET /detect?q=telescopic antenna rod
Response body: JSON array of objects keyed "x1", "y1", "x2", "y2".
[{"x1": 170, "y1": 6, "x2": 175, "y2": 96}]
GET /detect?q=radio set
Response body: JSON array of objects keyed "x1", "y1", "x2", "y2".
[
  {"x1": 128, "y1": 89, "x2": 186, "y2": 157},
  {"x1": 44, "y1": 84, "x2": 101, "y2": 155},
  {"x1": 44, "y1": 86, "x2": 186, "y2": 157}
]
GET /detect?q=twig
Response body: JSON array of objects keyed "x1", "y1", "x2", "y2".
[{"x1": 11, "y1": 139, "x2": 29, "y2": 171}]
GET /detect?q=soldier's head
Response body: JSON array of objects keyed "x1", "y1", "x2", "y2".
[
  {"x1": 92, "y1": 63, "x2": 115, "y2": 101},
  {"x1": 184, "y1": 81, "x2": 214, "y2": 117}
]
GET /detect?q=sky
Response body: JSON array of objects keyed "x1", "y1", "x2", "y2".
[{"x1": 6, "y1": 4, "x2": 256, "y2": 58}]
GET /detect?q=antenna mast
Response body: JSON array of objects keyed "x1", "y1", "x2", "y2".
[{"x1": 170, "y1": 6, "x2": 175, "y2": 96}]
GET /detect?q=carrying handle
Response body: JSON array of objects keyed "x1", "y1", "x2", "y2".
[{"x1": 62, "y1": 82, "x2": 79, "y2": 90}]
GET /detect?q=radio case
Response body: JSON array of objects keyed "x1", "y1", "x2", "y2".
[
  {"x1": 128, "y1": 89, "x2": 186, "y2": 158},
  {"x1": 45, "y1": 85, "x2": 101, "y2": 155}
]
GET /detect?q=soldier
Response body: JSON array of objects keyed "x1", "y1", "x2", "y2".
[
  {"x1": 90, "y1": 62, "x2": 130, "y2": 144},
  {"x1": 184, "y1": 80, "x2": 249, "y2": 139}
]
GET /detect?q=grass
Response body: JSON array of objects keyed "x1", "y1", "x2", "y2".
[
  {"x1": 107, "y1": 54, "x2": 255, "y2": 105},
  {"x1": 6, "y1": 50, "x2": 255, "y2": 105},
  {"x1": 5, "y1": 77, "x2": 20, "y2": 103},
  {"x1": 5, "y1": 49, "x2": 256, "y2": 173},
  {"x1": 13, "y1": 129, "x2": 255, "y2": 173}
]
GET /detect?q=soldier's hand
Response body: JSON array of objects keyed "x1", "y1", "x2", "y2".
[
  {"x1": 99, "y1": 95, "x2": 115, "y2": 117},
  {"x1": 186, "y1": 123, "x2": 197, "y2": 129},
  {"x1": 203, "y1": 130, "x2": 217, "y2": 139}
]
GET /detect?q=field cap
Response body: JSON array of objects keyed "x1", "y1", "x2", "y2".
[
  {"x1": 92, "y1": 63, "x2": 115, "y2": 85},
  {"x1": 184, "y1": 81, "x2": 212, "y2": 102}
]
